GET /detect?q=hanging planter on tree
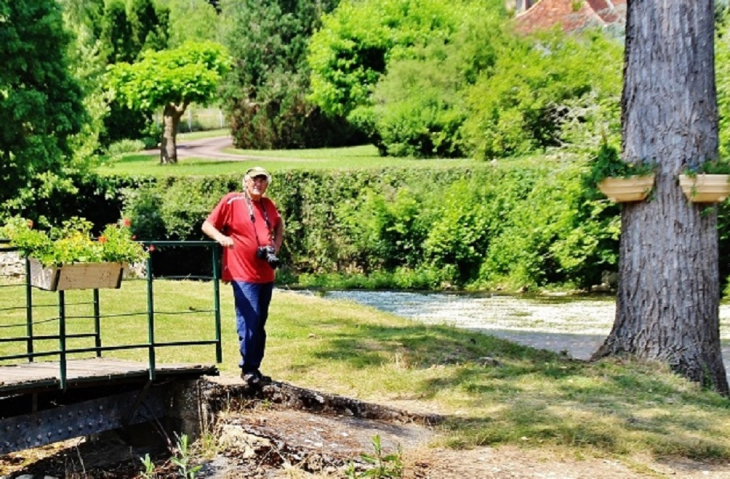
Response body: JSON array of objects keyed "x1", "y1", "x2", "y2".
[
  {"x1": 678, "y1": 173, "x2": 730, "y2": 203},
  {"x1": 588, "y1": 143, "x2": 656, "y2": 203},
  {"x1": 598, "y1": 175, "x2": 656, "y2": 202}
]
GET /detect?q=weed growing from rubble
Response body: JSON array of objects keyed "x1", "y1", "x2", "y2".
[
  {"x1": 171, "y1": 433, "x2": 202, "y2": 479},
  {"x1": 139, "y1": 453, "x2": 155, "y2": 478},
  {"x1": 346, "y1": 434, "x2": 404, "y2": 478}
]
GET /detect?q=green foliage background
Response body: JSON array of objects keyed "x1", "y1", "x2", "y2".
[
  {"x1": 0, "y1": 0, "x2": 86, "y2": 207},
  {"x1": 31, "y1": 161, "x2": 621, "y2": 291},
  {"x1": 220, "y1": 0, "x2": 356, "y2": 149}
]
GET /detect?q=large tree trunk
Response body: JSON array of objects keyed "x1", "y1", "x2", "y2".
[
  {"x1": 592, "y1": 0, "x2": 729, "y2": 394},
  {"x1": 160, "y1": 102, "x2": 187, "y2": 164}
]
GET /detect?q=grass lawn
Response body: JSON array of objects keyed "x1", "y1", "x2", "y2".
[
  {"x1": 176, "y1": 128, "x2": 230, "y2": 141},
  {"x1": 96, "y1": 142, "x2": 482, "y2": 177},
  {"x1": 2, "y1": 278, "x2": 730, "y2": 466}
]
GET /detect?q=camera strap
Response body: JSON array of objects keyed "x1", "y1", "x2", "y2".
[{"x1": 243, "y1": 193, "x2": 273, "y2": 247}]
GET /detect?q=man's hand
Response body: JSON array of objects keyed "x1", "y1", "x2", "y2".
[{"x1": 218, "y1": 235, "x2": 234, "y2": 248}]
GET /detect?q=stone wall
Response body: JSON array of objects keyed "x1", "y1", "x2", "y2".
[{"x1": 0, "y1": 251, "x2": 24, "y2": 278}]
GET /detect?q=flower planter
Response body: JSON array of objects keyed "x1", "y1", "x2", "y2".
[
  {"x1": 29, "y1": 258, "x2": 125, "y2": 291},
  {"x1": 598, "y1": 175, "x2": 655, "y2": 202},
  {"x1": 678, "y1": 174, "x2": 730, "y2": 203}
]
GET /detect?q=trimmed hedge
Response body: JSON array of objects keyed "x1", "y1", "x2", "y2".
[
  {"x1": 11, "y1": 162, "x2": 730, "y2": 291},
  {"x1": 116, "y1": 161, "x2": 620, "y2": 290}
]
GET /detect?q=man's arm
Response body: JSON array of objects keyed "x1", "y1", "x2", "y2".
[
  {"x1": 272, "y1": 217, "x2": 285, "y2": 253},
  {"x1": 202, "y1": 220, "x2": 234, "y2": 248}
]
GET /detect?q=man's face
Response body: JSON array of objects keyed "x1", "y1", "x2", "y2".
[{"x1": 246, "y1": 174, "x2": 269, "y2": 199}]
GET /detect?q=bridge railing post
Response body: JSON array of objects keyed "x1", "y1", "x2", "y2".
[
  {"x1": 58, "y1": 290, "x2": 67, "y2": 390},
  {"x1": 24, "y1": 258, "x2": 34, "y2": 362},
  {"x1": 146, "y1": 254, "x2": 156, "y2": 381},
  {"x1": 212, "y1": 244, "x2": 222, "y2": 363}
]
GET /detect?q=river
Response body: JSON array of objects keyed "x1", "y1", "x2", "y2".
[{"x1": 318, "y1": 291, "x2": 730, "y2": 363}]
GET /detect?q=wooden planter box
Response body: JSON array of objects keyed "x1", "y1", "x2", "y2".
[
  {"x1": 29, "y1": 258, "x2": 125, "y2": 291},
  {"x1": 598, "y1": 175, "x2": 655, "y2": 202},
  {"x1": 678, "y1": 174, "x2": 730, "y2": 203}
]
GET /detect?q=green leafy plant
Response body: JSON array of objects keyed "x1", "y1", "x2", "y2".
[
  {"x1": 170, "y1": 433, "x2": 202, "y2": 479},
  {"x1": 0, "y1": 216, "x2": 148, "y2": 267},
  {"x1": 682, "y1": 158, "x2": 730, "y2": 176},
  {"x1": 139, "y1": 453, "x2": 156, "y2": 478},
  {"x1": 586, "y1": 143, "x2": 655, "y2": 184},
  {"x1": 346, "y1": 435, "x2": 403, "y2": 478}
]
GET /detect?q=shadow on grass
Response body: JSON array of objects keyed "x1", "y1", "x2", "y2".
[{"x1": 311, "y1": 317, "x2": 730, "y2": 460}]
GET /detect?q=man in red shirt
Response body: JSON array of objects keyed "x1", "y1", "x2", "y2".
[{"x1": 202, "y1": 167, "x2": 285, "y2": 385}]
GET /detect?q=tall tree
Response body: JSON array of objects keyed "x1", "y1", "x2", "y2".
[
  {"x1": 0, "y1": 0, "x2": 85, "y2": 207},
  {"x1": 158, "y1": 0, "x2": 220, "y2": 47},
  {"x1": 99, "y1": 0, "x2": 135, "y2": 64},
  {"x1": 307, "y1": 0, "x2": 505, "y2": 149},
  {"x1": 128, "y1": 0, "x2": 169, "y2": 54},
  {"x1": 107, "y1": 41, "x2": 229, "y2": 164},
  {"x1": 221, "y1": 0, "x2": 349, "y2": 149},
  {"x1": 592, "y1": 1, "x2": 729, "y2": 394}
]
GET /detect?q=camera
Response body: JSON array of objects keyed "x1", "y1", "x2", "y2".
[{"x1": 256, "y1": 245, "x2": 280, "y2": 269}]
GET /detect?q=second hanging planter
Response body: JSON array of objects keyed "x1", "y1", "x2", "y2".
[{"x1": 678, "y1": 174, "x2": 730, "y2": 203}]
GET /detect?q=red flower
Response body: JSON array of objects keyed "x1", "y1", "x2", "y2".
[
  {"x1": 122, "y1": 218, "x2": 132, "y2": 227},
  {"x1": 98, "y1": 236, "x2": 108, "y2": 243},
  {"x1": 148, "y1": 245, "x2": 156, "y2": 252}
]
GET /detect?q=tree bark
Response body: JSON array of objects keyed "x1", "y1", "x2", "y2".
[
  {"x1": 592, "y1": 0, "x2": 729, "y2": 395},
  {"x1": 160, "y1": 102, "x2": 187, "y2": 164}
]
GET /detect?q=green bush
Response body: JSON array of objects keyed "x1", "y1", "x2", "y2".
[
  {"x1": 107, "y1": 139, "x2": 146, "y2": 157},
  {"x1": 371, "y1": 13, "x2": 509, "y2": 158},
  {"x1": 462, "y1": 29, "x2": 622, "y2": 160},
  {"x1": 372, "y1": 42, "x2": 469, "y2": 158},
  {"x1": 308, "y1": 0, "x2": 505, "y2": 142},
  {"x1": 114, "y1": 163, "x2": 622, "y2": 290}
]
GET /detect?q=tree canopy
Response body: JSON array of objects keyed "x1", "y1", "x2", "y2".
[
  {"x1": 0, "y1": 0, "x2": 85, "y2": 206},
  {"x1": 220, "y1": 0, "x2": 350, "y2": 149},
  {"x1": 106, "y1": 41, "x2": 230, "y2": 162},
  {"x1": 108, "y1": 41, "x2": 228, "y2": 112}
]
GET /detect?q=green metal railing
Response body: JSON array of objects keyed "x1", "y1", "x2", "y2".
[{"x1": 0, "y1": 240, "x2": 223, "y2": 389}]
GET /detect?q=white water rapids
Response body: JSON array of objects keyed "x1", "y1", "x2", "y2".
[{"x1": 317, "y1": 291, "x2": 730, "y2": 363}]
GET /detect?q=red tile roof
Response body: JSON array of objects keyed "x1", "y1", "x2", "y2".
[{"x1": 513, "y1": 0, "x2": 626, "y2": 34}]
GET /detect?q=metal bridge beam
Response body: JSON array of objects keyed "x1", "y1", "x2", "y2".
[{"x1": 0, "y1": 387, "x2": 167, "y2": 455}]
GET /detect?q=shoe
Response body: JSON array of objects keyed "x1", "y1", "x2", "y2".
[
  {"x1": 241, "y1": 371, "x2": 260, "y2": 385},
  {"x1": 255, "y1": 370, "x2": 272, "y2": 384}
]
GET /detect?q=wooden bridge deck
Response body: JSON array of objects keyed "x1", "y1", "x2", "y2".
[{"x1": 0, "y1": 358, "x2": 218, "y2": 396}]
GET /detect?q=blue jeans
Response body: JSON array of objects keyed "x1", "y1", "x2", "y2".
[{"x1": 231, "y1": 281, "x2": 274, "y2": 372}]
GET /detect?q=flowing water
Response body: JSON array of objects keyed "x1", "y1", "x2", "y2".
[{"x1": 316, "y1": 291, "x2": 730, "y2": 364}]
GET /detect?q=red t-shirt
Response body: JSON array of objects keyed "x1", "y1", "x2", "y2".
[{"x1": 206, "y1": 192, "x2": 282, "y2": 283}]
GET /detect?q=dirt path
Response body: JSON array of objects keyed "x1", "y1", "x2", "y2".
[
  {"x1": 5, "y1": 376, "x2": 730, "y2": 478},
  {"x1": 149, "y1": 136, "x2": 299, "y2": 162}
]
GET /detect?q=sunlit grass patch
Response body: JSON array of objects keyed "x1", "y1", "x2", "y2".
[{"x1": 2, "y1": 282, "x2": 730, "y2": 464}]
